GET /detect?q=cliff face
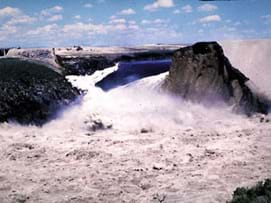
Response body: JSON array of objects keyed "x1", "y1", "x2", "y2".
[
  {"x1": 6, "y1": 46, "x2": 180, "y2": 76},
  {"x1": 56, "y1": 56, "x2": 115, "y2": 76},
  {"x1": 6, "y1": 48, "x2": 63, "y2": 74},
  {"x1": 163, "y1": 42, "x2": 269, "y2": 115},
  {"x1": 57, "y1": 49, "x2": 175, "y2": 76}
]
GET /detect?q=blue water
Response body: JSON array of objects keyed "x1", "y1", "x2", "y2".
[{"x1": 95, "y1": 59, "x2": 171, "y2": 91}]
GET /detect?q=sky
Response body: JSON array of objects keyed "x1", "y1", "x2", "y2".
[{"x1": 0, "y1": 0, "x2": 271, "y2": 47}]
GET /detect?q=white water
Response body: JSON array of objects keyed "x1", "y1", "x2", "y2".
[
  {"x1": 220, "y1": 39, "x2": 271, "y2": 97},
  {"x1": 0, "y1": 40, "x2": 270, "y2": 203},
  {"x1": 42, "y1": 61, "x2": 255, "y2": 136},
  {"x1": 54, "y1": 39, "x2": 271, "y2": 134},
  {"x1": 3, "y1": 40, "x2": 270, "y2": 134}
]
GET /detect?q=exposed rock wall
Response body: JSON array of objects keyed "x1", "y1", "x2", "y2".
[
  {"x1": 6, "y1": 46, "x2": 179, "y2": 76},
  {"x1": 56, "y1": 56, "x2": 115, "y2": 75},
  {"x1": 163, "y1": 42, "x2": 268, "y2": 115},
  {"x1": 57, "y1": 50, "x2": 175, "y2": 76},
  {"x1": 6, "y1": 48, "x2": 63, "y2": 73}
]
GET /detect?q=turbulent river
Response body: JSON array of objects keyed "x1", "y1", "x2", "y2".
[{"x1": 0, "y1": 40, "x2": 271, "y2": 203}]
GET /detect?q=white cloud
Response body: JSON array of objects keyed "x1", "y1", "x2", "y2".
[
  {"x1": 173, "y1": 9, "x2": 180, "y2": 14},
  {"x1": 141, "y1": 20, "x2": 150, "y2": 24},
  {"x1": 62, "y1": 22, "x2": 113, "y2": 35},
  {"x1": 27, "y1": 24, "x2": 58, "y2": 35},
  {"x1": 0, "y1": 3, "x2": 182, "y2": 47},
  {"x1": 6, "y1": 15, "x2": 36, "y2": 25},
  {"x1": 261, "y1": 15, "x2": 271, "y2": 24},
  {"x1": 241, "y1": 29, "x2": 255, "y2": 34},
  {"x1": 110, "y1": 18, "x2": 126, "y2": 24},
  {"x1": 63, "y1": 23, "x2": 91, "y2": 33},
  {"x1": 0, "y1": 7, "x2": 37, "y2": 26},
  {"x1": 41, "y1": 6, "x2": 63, "y2": 17},
  {"x1": 0, "y1": 6, "x2": 21, "y2": 18},
  {"x1": 199, "y1": 15, "x2": 221, "y2": 23},
  {"x1": 53, "y1": 6, "x2": 63, "y2": 12},
  {"x1": 0, "y1": 16, "x2": 182, "y2": 47},
  {"x1": 0, "y1": 24, "x2": 17, "y2": 34},
  {"x1": 141, "y1": 18, "x2": 169, "y2": 25},
  {"x1": 154, "y1": 0, "x2": 174, "y2": 7},
  {"x1": 0, "y1": 23, "x2": 17, "y2": 41},
  {"x1": 48, "y1": 14, "x2": 63, "y2": 22},
  {"x1": 0, "y1": 7, "x2": 37, "y2": 42},
  {"x1": 144, "y1": 0, "x2": 174, "y2": 11},
  {"x1": 61, "y1": 19, "x2": 136, "y2": 37},
  {"x1": 128, "y1": 24, "x2": 139, "y2": 30},
  {"x1": 110, "y1": 15, "x2": 116, "y2": 20},
  {"x1": 128, "y1": 20, "x2": 136, "y2": 25},
  {"x1": 74, "y1": 15, "x2": 81, "y2": 20},
  {"x1": 234, "y1": 21, "x2": 241, "y2": 26},
  {"x1": 198, "y1": 4, "x2": 217, "y2": 12},
  {"x1": 262, "y1": 14, "x2": 271, "y2": 19},
  {"x1": 114, "y1": 23, "x2": 127, "y2": 31},
  {"x1": 227, "y1": 27, "x2": 236, "y2": 32},
  {"x1": 84, "y1": 3, "x2": 93, "y2": 8},
  {"x1": 154, "y1": 19, "x2": 169, "y2": 24},
  {"x1": 181, "y1": 5, "x2": 193, "y2": 13},
  {"x1": 226, "y1": 19, "x2": 232, "y2": 23},
  {"x1": 118, "y1": 8, "x2": 136, "y2": 15}
]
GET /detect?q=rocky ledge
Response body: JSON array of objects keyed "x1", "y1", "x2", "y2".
[
  {"x1": 6, "y1": 45, "x2": 182, "y2": 76},
  {"x1": 0, "y1": 58, "x2": 80, "y2": 125},
  {"x1": 57, "y1": 49, "x2": 176, "y2": 75},
  {"x1": 163, "y1": 42, "x2": 269, "y2": 115}
]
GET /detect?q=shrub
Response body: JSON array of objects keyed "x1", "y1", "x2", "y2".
[{"x1": 229, "y1": 179, "x2": 271, "y2": 203}]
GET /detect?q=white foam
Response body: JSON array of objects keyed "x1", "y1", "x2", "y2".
[
  {"x1": 57, "y1": 66, "x2": 251, "y2": 134},
  {"x1": 2, "y1": 39, "x2": 270, "y2": 134},
  {"x1": 220, "y1": 39, "x2": 271, "y2": 97}
]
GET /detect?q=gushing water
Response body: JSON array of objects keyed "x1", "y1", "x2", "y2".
[{"x1": 1, "y1": 40, "x2": 270, "y2": 135}]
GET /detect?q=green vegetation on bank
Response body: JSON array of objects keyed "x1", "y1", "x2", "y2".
[{"x1": 229, "y1": 179, "x2": 271, "y2": 203}]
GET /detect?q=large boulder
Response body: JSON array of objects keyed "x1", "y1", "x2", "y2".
[
  {"x1": 0, "y1": 58, "x2": 80, "y2": 125},
  {"x1": 163, "y1": 42, "x2": 269, "y2": 115}
]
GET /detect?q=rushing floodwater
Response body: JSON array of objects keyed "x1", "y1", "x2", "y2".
[
  {"x1": 0, "y1": 40, "x2": 271, "y2": 203},
  {"x1": 95, "y1": 59, "x2": 171, "y2": 91}
]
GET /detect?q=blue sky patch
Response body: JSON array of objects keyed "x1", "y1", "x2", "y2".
[{"x1": 0, "y1": 0, "x2": 270, "y2": 47}]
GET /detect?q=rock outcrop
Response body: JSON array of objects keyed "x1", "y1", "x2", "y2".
[
  {"x1": 57, "y1": 56, "x2": 115, "y2": 75},
  {"x1": 163, "y1": 42, "x2": 268, "y2": 115},
  {"x1": 6, "y1": 48, "x2": 63, "y2": 74},
  {"x1": 7, "y1": 45, "x2": 181, "y2": 76},
  {"x1": 0, "y1": 58, "x2": 80, "y2": 125},
  {"x1": 57, "y1": 50, "x2": 175, "y2": 76}
]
